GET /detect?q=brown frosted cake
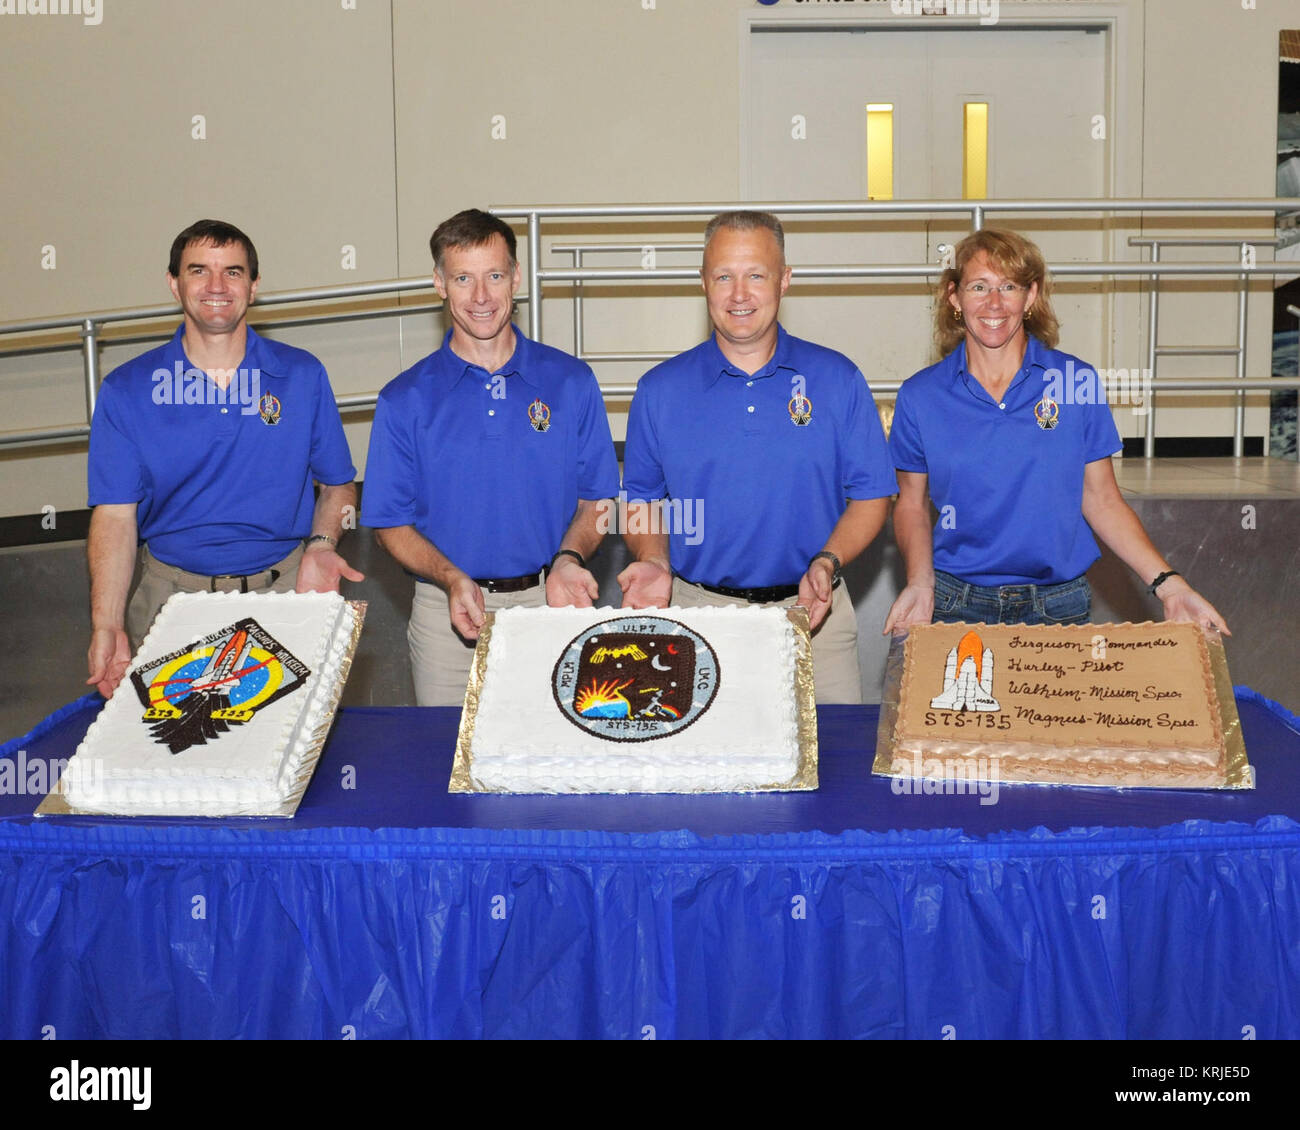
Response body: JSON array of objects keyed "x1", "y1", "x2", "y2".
[{"x1": 891, "y1": 621, "x2": 1228, "y2": 787}]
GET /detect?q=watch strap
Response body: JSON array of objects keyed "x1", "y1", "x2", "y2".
[
  {"x1": 811, "y1": 550, "x2": 842, "y2": 578},
  {"x1": 1148, "y1": 569, "x2": 1180, "y2": 597},
  {"x1": 548, "y1": 548, "x2": 586, "y2": 573}
]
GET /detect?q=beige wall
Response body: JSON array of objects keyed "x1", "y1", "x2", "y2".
[{"x1": 0, "y1": 0, "x2": 1293, "y2": 517}]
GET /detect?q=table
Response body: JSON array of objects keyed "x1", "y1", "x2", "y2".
[{"x1": 1, "y1": 691, "x2": 1297, "y2": 1039}]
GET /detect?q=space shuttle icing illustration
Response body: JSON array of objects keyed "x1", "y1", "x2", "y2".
[
  {"x1": 929, "y1": 629, "x2": 1001, "y2": 712},
  {"x1": 131, "y1": 617, "x2": 309, "y2": 755},
  {"x1": 200, "y1": 628, "x2": 253, "y2": 691}
]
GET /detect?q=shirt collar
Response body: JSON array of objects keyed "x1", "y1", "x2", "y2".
[
  {"x1": 163, "y1": 322, "x2": 281, "y2": 378},
  {"x1": 241, "y1": 324, "x2": 282, "y2": 377},
  {"x1": 702, "y1": 323, "x2": 796, "y2": 389},
  {"x1": 953, "y1": 334, "x2": 1048, "y2": 396},
  {"x1": 439, "y1": 326, "x2": 542, "y2": 390}
]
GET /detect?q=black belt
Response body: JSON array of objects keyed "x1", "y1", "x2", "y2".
[
  {"x1": 209, "y1": 568, "x2": 281, "y2": 593},
  {"x1": 471, "y1": 571, "x2": 542, "y2": 594},
  {"x1": 691, "y1": 576, "x2": 841, "y2": 604}
]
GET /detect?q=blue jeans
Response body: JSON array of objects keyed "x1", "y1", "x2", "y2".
[{"x1": 931, "y1": 570, "x2": 1092, "y2": 626}]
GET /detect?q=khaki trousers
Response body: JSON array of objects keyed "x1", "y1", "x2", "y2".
[
  {"x1": 126, "y1": 544, "x2": 302, "y2": 648},
  {"x1": 671, "y1": 577, "x2": 863, "y2": 704},
  {"x1": 408, "y1": 579, "x2": 546, "y2": 707}
]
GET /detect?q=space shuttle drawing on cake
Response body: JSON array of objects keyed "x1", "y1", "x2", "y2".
[
  {"x1": 929, "y1": 629, "x2": 1001, "y2": 712},
  {"x1": 132, "y1": 616, "x2": 309, "y2": 755},
  {"x1": 202, "y1": 628, "x2": 253, "y2": 691}
]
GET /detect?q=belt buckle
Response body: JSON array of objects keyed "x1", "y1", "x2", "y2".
[
  {"x1": 209, "y1": 574, "x2": 251, "y2": 594},
  {"x1": 479, "y1": 572, "x2": 539, "y2": 594}
]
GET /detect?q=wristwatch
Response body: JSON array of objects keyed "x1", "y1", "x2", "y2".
[
  {"x1": 548, "y1": 548, "x2": 586, "y2": 574},
  {"x1": 1148, "y1": 568, "x2": 1180, "y2": 597},
  {"x1": 810, "y1": 550, "x2": 842, "y2": 583}
]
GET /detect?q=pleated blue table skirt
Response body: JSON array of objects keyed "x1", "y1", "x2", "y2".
[{"x1": 1, "y1": 692, "x2": 1298, "y2": 1039}]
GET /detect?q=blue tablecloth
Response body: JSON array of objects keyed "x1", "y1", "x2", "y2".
[{"x1": 1, "y1": 691, "x2": 1297, "y2": 1038}]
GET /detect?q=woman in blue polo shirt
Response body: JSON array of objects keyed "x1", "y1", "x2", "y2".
[{"x1": 884, "y1": 228, "x2": 1229, "y2": 633}]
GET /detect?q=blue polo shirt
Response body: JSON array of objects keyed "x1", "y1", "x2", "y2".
[
  {"x1": 890, "y1": 336, "x2": 1123, "y2": 587},
  {"x1": 88, "y1": 325, "x2": 356, "y2": 575},
  {"x1": 361, "y1": 328, "x2": 620, "y2": 578},
  {"x1": 622, "y1": 325, "x2": 897, "y2": 589}
]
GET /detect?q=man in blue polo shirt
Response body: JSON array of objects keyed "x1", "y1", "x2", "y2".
[
  {"x1": 619, "y1": 210, "x2": 897, "y2": 703},
  {"x1": 362, "y1": 209, "x2": 621, "y2": 706},
  {"x1": 86, "y1": 219, "x2": 361, "y2": 698}
]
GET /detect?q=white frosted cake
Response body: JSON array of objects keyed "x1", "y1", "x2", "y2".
[
  {"x1": 457, "y1": 605, "x2": 814, "y2": 794},
  {"x1": 59, "y1": 591, "x2": 359, "y2": 816}
]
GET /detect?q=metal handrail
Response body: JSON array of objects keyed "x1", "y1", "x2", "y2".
[
  {"x1": 1125, "y1": 237, "x2": 1278, "y2": 457},
  {"x1": 556, "y1": 244, "x2": 706, "y2": 359},
  {"x1": 0, "y1": 289, "x2": 533, "y2": 445},
  {"x1": 496, "y1": 198, "x2": 1299, "y2": 462},
  {"x1": 551, "y1": 243, "x2": 703, "y2": 253},
  {"x1": 537, "y1": 261, "x2": 1298, "y2": 282},
  {"x1": 492, "y1": 198, "x2": 1297, "y2": 217},
  {"x1": 492, "y1": 196, "x2": 1297, "y2": 335},
  {"x1": 3, "y1": 197, "x2": 1299, "y2": 453},
  {"x1": 1129, "y1": 238, "x2": 1281, "y2": 246},
  {"x1": 0, "y1": 275, "x2": 445, "y2": 337}
]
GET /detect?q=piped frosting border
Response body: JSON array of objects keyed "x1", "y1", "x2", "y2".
[{"x1": 37, "y1": 596, "x2": 366, "y2": 818}]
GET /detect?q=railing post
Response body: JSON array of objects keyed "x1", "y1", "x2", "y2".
[
  {"x1": 573, "y1": 248, "x2": 583, "y2": 359},
  {"x1": 1234, "y1": 245, "x2": 1248, "y2": 458},
  {"x1": 81, "y1": 318, "x2": 100, "y2": 420},
  {"x1": 1145, "y1": 244, "x2": 1160, "y2": 458},
  {"x1": 528, "y1": 211, "x2": 542, "y2": 341}
]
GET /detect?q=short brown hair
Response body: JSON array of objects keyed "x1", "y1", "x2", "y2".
[
  {"x1": 934, "y1": 228, "x2": 1060, "y2": 356},
  {"x1": 429, "y1": 209, "x2": 517, "y2": 272},
  {"x1": 168, "y1": 220, "x2": 259, "y2": 281}
]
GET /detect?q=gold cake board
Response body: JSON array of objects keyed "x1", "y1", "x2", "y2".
[
  {"x1": 35, "y1": 600, "x2": 367, "y2": 819},
  {"x1": 873, "y1": 622, "x2": 1251, "y2": 791},
  {"x1": 450, "y1": 606, "x2": 819, "y2": 794}
]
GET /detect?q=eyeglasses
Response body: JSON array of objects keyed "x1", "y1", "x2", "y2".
[{"x1": 962, "y1": 282, "x2": 1028, "y2": 297}]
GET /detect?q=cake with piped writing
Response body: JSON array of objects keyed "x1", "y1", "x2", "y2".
[{"x1": 890, "y1": 621, "x2": 1230, "y2": 787}]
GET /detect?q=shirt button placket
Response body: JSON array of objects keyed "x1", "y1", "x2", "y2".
[{"x1": 483, "y1": 374, "x2": 504, "y2": 439}]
